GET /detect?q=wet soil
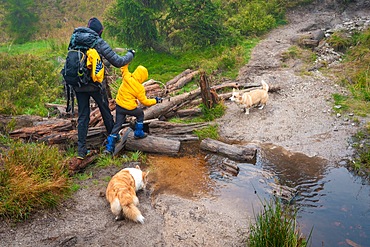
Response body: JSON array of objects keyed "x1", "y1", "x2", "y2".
[{"x1": 1, "y1": 2, "x2": 370, "y2": 247}]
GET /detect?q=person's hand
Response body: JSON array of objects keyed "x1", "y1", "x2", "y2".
[
  {"x1": 128, "y1": 49, "x2": 135, "y2": 57},
  {"x1": 155, "y1": 96, "x2": 163, "y2": 103}
]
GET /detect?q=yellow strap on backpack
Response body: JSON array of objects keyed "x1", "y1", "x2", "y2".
[{"x1": 86, "y1": 48, "x2": 104, "y2": 83}]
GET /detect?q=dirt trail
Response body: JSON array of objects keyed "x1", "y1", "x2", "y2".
[
  {"x1": 1, "y1": 2, "x2": 369, "y2": 247},
  {"x1": 218, "y1": 4, "x2": 369, "y2": 163}
]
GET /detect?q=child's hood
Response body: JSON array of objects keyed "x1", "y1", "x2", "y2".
[{"x1": 132, "y1": 65, "x2": 148, "y2": 84}]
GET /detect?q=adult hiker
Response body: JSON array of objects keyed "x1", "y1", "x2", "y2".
[
  {"x1": 66, "y1": 17, "x2": 135, "y2": 165},
  {"x1": 104, "y1": 63, "x2": 163, "y2": 155}
]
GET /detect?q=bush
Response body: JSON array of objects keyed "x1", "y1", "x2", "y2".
[
  {"x1": 0, "y1": 53, "x2": 62, "y2": 116},
  {"x1": 0, "y1": 140, "x2": 70, "y2": 221}
]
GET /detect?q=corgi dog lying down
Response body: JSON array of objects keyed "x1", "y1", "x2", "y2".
[
  {"x1": 106, "y1": 165, "x2": 148, "y2": 223},
  {"x1": 230, "y1": 80, "x2": 269, "y2": 114}
]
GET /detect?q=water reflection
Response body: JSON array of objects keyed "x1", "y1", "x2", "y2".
[
  {"x1": 258, "y1": 144, "x2": 370, "y2": 247},
  {"x1": 259, "y1": 144, "x2": 328, "y2": 209},
  {"x1": 147, "y1": 142, "x2": 370, "y2": 246}
]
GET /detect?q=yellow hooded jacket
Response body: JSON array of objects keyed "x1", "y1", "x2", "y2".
[{"x1": 115, "y1": 64, "x2": 156, "y2": 110}]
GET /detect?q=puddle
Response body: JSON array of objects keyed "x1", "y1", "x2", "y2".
[
  {"x1": 147, "y1": 142, "x2": 370, "y2": 247},
  {"x1": 147, "y1": 154, "x2": 215, "y2": 199}
]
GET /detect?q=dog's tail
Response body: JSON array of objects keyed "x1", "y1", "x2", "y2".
[
  {"x1": 261, "y1": 80, "x2": 269, "y2": 92},
  {"x1": 122, "y1": 202, "x2": 145, "y2": 224}
]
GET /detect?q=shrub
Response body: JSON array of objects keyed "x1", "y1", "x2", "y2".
[
  {"x1": 327, "y1": 31, "x2": 353, "y2": 52},
  {"x1": 0, "y1": 140, "x2": 70, "y2": 221},
  {"x1": 0, "y1": 53, "x2": 62, "y2": 116}
]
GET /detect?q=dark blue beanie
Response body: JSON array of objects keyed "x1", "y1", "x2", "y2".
[{"x1": 87, "y1": 17, "x2": 104, "y2": 36}]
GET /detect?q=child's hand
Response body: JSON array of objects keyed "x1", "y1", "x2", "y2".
[
  {"x1": 128, "y1": 49, "x2": 135, "y2": 57},
  {"x1": 155, "y1": 97, "x2": 163, "y2": 103}
]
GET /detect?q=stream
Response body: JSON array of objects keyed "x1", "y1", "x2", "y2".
[{"x1": 148, "y1": 143, "x2": 370, "y2": 247}]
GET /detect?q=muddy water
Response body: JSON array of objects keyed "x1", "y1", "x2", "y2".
[{"x1": 148, "y1": 143, "x2": 370, "y2": 247}]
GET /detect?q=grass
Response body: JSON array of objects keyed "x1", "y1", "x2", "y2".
[
  {"x1": 0, "y1": 140, "x2": 71, "y2": 222},
  {"x1": 325, "y1": 28, "x2": 370, "y2": 175},
  {"x1": 194, "y1": 125, "x2": 219, "y2": 140},
  {"x1": 248, "y1": 197, "x2": 311, "y2": 247},
  {"x1": 0, "y1": 37, "x2": 257, "y2": 117},
  {"x1": 352, "y1": 122, "x2": 370, "y2": 176},
  {"x1": 95, "y1": 151, "x2": 147, "y2": 169}
]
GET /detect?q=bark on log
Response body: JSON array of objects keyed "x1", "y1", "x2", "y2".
[
  {"x1": 200, "y1": 71, "x2": 213, "y2": 109},
  {"x1": 166, "y1": 69, "x2": 193, "y2": 87},
  {"x1": 9, "y1": 119, "x2": 76, "y2": 140},
  {"x1": 0, "y1": 115, "x2": 43, "y2": 133},
  {"x1": 164, "y1": 108, "x2": 202, "y2": 119},
  {"x1": 168, "y1": 70, "x2": 199, "y2": 91},
  {"x1": 45, "y1": 103, "x2": 77, "y2": 118},
  {"x1": 200, "y1": 138, "x2": 257, "y2": 163},
  {"x1": 143, "y1": 88, "x2": 201, "y2": 120},
  {"x1": 124, "y1": 131, "x2": 181, "y2": 155},
  {"x1": 149, "y1": 120, "x2": 209, "y2": 135},
  {"x1": 151, "y1": 134, "x2": 199, "y2": 142}
]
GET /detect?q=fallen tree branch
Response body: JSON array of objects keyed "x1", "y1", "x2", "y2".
[{"x1": 200, "y1": 138, "x2": 257, "y2": 163}]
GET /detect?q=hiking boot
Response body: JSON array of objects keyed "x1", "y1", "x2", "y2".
[
  {"x1": 68, "y1": 151, "x2": 97, "y2": 175},
  {"x1": 68, "y1": 157, "x2": 84, "y2": 175},
  {"x1": 105, "y1": 134, "x2": 119, "y2": 154},
  {"x1": 134, "y1": 121, "x2": 147, "y2": 139}
]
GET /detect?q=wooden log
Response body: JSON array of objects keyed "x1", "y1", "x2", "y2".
[
  {"x1": 166, "y1": 69, "x2": 193, "y2": 87},
  {"x1": 164, "y1": 108, "x2": 202, "y2": 119},
  {"x1": 168, "y1": 70, "x2": 199, "y2": 91},
  {"x1": 151, "y1": 134, "x2": 199, "y2": 142},
  {"x1": 221, "y1": 159, "x2": 240, "y2": 176},
  {"x1": 200, "y1": 138, "x2": 257, "y2": 163},
  {"x1": 143, "y1": 88, "x2": 201, "y2": 120},
  {"x1": 148, "y1": 121, "x2": 209, "y2": 135},
  {"x1": 144, "y1": 83, "x2": 161, "y2": 96},
  {"x1": 9, "y1": 119, "x2": 75, "y2": 140},
  {"x1": 91, "y1": 99, "x2": 116, "y2": 127},
  {"x1": 0, "y1": 114, "x2": 43, "y2": 132},
  {"x1": 45, "y1": 103, "x2": 77, "y2": 118},
  {"x1": 125, "y1": 131, "x2": 180, "y2": 155}
]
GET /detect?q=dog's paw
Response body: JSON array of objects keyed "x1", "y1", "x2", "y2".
[
  {"x1": 136, "y1": 215, "x2": 145, "y2": 224},
  {"x1": 114, "y1": 214, "x2": 124, "y2": 221}
]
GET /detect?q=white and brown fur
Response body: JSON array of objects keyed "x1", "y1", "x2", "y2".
[
  {"x1": 106, "y1": 165, "x2": 148, "y2": 224},
  {"x1": 230, "y1": 80, "x2": 269, "y2": 114}
]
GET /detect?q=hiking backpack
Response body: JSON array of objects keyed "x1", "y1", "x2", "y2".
[
  {"x1": 61, "y1": 47, "x2": 105, "y2": 114},
  {"x1": 61, "y1": 49, "x2": 91, "y2": 88}
]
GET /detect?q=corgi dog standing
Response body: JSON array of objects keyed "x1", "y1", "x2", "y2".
[
  {"x1": 106, "y1": 165, "x2": 149, "y2": 223},
  {"x1": 230, "y1": 80, "x2": 269, "y2": 114}
]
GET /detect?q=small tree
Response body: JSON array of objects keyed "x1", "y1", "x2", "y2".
[
  {"x1": 1, "y1": 0, "x2": 39, "y2": 44},
  {"x1": 104, "y1": 0, "x2": 166, "y2": 51},
  {"x1": 166, "y1": 0, "x2": 227, "y2": 49}
]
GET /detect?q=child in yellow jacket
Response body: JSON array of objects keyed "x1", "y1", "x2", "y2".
[{"x1": 105, "y1": 64, "x2": 162, "y2": 154}]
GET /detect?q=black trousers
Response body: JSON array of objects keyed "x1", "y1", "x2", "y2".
[
  {"x1": 111, "y1": 104, "x2": 144, "y2": 135},
  {"x1": 75, "y1": 89, "x2": 114, "y2": 157}
]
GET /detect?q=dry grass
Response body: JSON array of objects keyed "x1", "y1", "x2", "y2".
[{"x1": 0, "y1": 140, "x2": 71, "y2": 222}]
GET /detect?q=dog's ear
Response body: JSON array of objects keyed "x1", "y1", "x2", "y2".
[{"x1": 135, "y1": 165, "x2": 141, "y2": 170}]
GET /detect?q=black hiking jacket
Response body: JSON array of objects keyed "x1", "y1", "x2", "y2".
[{"x1": 68, "y1": 27, "x2": 133, "y2": 92}]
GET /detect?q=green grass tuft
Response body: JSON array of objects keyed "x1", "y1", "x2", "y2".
[
  {"x1": 194, "y1": 125, "x2": 219, "y2": 140},
  {"x1": 248, "y1": 197, "x2": 311, "y2": 247}
]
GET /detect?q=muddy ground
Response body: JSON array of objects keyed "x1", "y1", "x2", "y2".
[{"x1": 1, "y1": 1, "x2": 370, "y2": 247}]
